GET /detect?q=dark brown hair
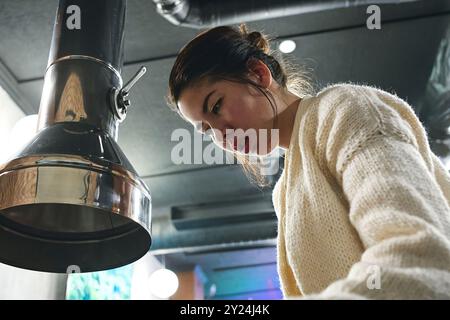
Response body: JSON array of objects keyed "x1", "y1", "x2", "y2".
[{"x1": 167, "y1": 24, "x2": 313, "y2": 187}]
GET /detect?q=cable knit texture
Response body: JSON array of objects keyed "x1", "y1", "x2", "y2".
[{"x1": 272, "y1": 83, "x2": 450, "y2": 299}]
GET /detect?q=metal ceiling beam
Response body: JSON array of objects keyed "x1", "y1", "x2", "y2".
[{"x1": 0, "y1": 59, "x2": 34, "y2": 115}]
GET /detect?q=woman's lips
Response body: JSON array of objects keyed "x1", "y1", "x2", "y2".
[
  {"x1": 244, "y1": 136, "x2": 250, "y2": 153},
  {"x1": 219, "y1": 129, "x2": 248, "y2": 153},
  {"x1": 230, "y1": 135, "x2": 250, "y2": 153},
  {"x1": 223, "y1": 137, "x2": 230, "y2": 149},
  {"x1": 221, "y1": 131, "x2": 250, "y2": 153}
]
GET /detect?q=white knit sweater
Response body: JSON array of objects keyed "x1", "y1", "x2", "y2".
[{"x1": 272, "y1": 83, "x2": 450, "y2": 299}]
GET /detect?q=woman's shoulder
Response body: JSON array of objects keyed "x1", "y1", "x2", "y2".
[
  {"x1": 309, "y1": 81, "x2": 421, "y2": 155},
  {"x1": 308, "y1": 81, "x2": 410, "y2": 121},
  {"x1": 314, "y1": 81, "x2": 405, "y2": 107},
  {"x1": 314, "y1": 81, "x2": 383, "y2": 101},
  {"x1": 303, "y1": 82, "x2": 369, "y2": 130}
]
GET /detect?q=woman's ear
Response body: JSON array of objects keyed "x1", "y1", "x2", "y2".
[{"x1": 247, "y1": 58, "x2": 272, "y2": 89}]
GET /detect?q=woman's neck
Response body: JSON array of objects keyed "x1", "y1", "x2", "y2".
[{"x1": 273, "y1": 89, "x2": 302, "y2": 150}]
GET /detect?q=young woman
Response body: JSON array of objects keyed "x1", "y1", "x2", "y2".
[{"x1": 166, "y1": 25, "x2": 450, "y2": 299}]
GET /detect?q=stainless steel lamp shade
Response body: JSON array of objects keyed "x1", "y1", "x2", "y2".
[{"x1": 0, "y1": 0, "x2": 152, "y2": 273}]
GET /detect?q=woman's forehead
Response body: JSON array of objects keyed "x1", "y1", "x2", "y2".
[
  {"x1": 178, "y1": 78, "x2": 219, "y2": 111},
  {"x1": 178, "y1": 82, "x2": 212, "y2": 123}
]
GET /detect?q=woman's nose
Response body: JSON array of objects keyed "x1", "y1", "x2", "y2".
[
  {"x1": 202, "y1": 122, "x2": 224, "y2": 138},
  {"x1": 206, "y1": 127, "x2": 225, "y2": 141},
  {"x1": 199, "y1": 121, "x2": 212, "y2": 135}
]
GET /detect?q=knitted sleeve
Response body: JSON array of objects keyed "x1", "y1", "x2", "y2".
[{"x1": 307, "y1": 84, "x2": 450, "y2": 299}]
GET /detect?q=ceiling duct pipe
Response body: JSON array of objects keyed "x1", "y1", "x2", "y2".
[
  {"x1": 0, "y1": 0, "x2": 152, "y2": 273},
  {"x1": 149, "y1": 196, "x2": 278, "y2": 255},
  {"x1": 153, "y1": 0, "x2": 421, "y2": 29}
]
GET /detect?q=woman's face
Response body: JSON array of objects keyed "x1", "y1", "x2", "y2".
[{"x1": 177, "y1": 65, "x2": 279, "y2": 156}]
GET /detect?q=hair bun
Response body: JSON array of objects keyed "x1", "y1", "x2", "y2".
[{"x1": 239, "y1": 24, "x2": 270, "y2": 54}]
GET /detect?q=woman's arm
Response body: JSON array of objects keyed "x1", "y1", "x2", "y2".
[{"x1": 307, "y1": 84, "x2": 450, "y2": 299}]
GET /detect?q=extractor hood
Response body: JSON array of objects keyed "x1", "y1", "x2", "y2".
[{"x1": 0, "y1": 0, "x2": 152, "y2": 273}]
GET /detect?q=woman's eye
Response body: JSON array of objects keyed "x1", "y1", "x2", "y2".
[{"x1": 211, "y1": 98, "x2": 222, "y2": 115}]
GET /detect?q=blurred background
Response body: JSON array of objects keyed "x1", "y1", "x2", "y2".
[{"x1": 0, "y1": 0, "x2": 449, "y2": 300}]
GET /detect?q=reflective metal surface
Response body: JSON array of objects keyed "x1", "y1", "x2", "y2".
[
  {"x1": 47, "y1": 0, "x2": 126, "y2": 71},
  {"x1": 46, "y1": 55, "x2": 123, "y2": 80},
  {"x1": 0, "y1": 0, "x2": 152, "y2": 273},
  {"x1": 38, "y1": 57, "x2": 122, "y2": 139},
  {"x1": 111, "y1": 66, "x2": 147, "y2": 122},
  {"x1": 0, "y1": 122, "x2": 152, "y2": 272}
]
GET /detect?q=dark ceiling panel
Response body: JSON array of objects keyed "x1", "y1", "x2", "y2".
[
  {"x1": 143, "y1": 165, "x2": 272, "y2": 209},
  {"x1": 2, "y1": 0, "x2": 449, "y2": 82},
  {"x1": 0, "y1": 0, "x2": 57, "y2": 80},
  {"x1": 290, "y1": 14, "x2": 449, "y2": 104},
  {"x1": 124, "y1": 0, "x2": 199, "y2": 63}
]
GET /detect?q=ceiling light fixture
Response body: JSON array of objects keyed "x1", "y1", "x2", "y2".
[{"x1": 278, "y1": 40, "x2": 296, "y2": 54}]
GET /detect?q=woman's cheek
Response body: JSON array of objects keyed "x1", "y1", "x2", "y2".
[{"x1": 226, "y1": 103, "x2": 253, "y2": 129}]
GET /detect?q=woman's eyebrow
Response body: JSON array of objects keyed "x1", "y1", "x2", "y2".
[{"x1": 203, "y1": 90, "x2": 216, "y2": 114}]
